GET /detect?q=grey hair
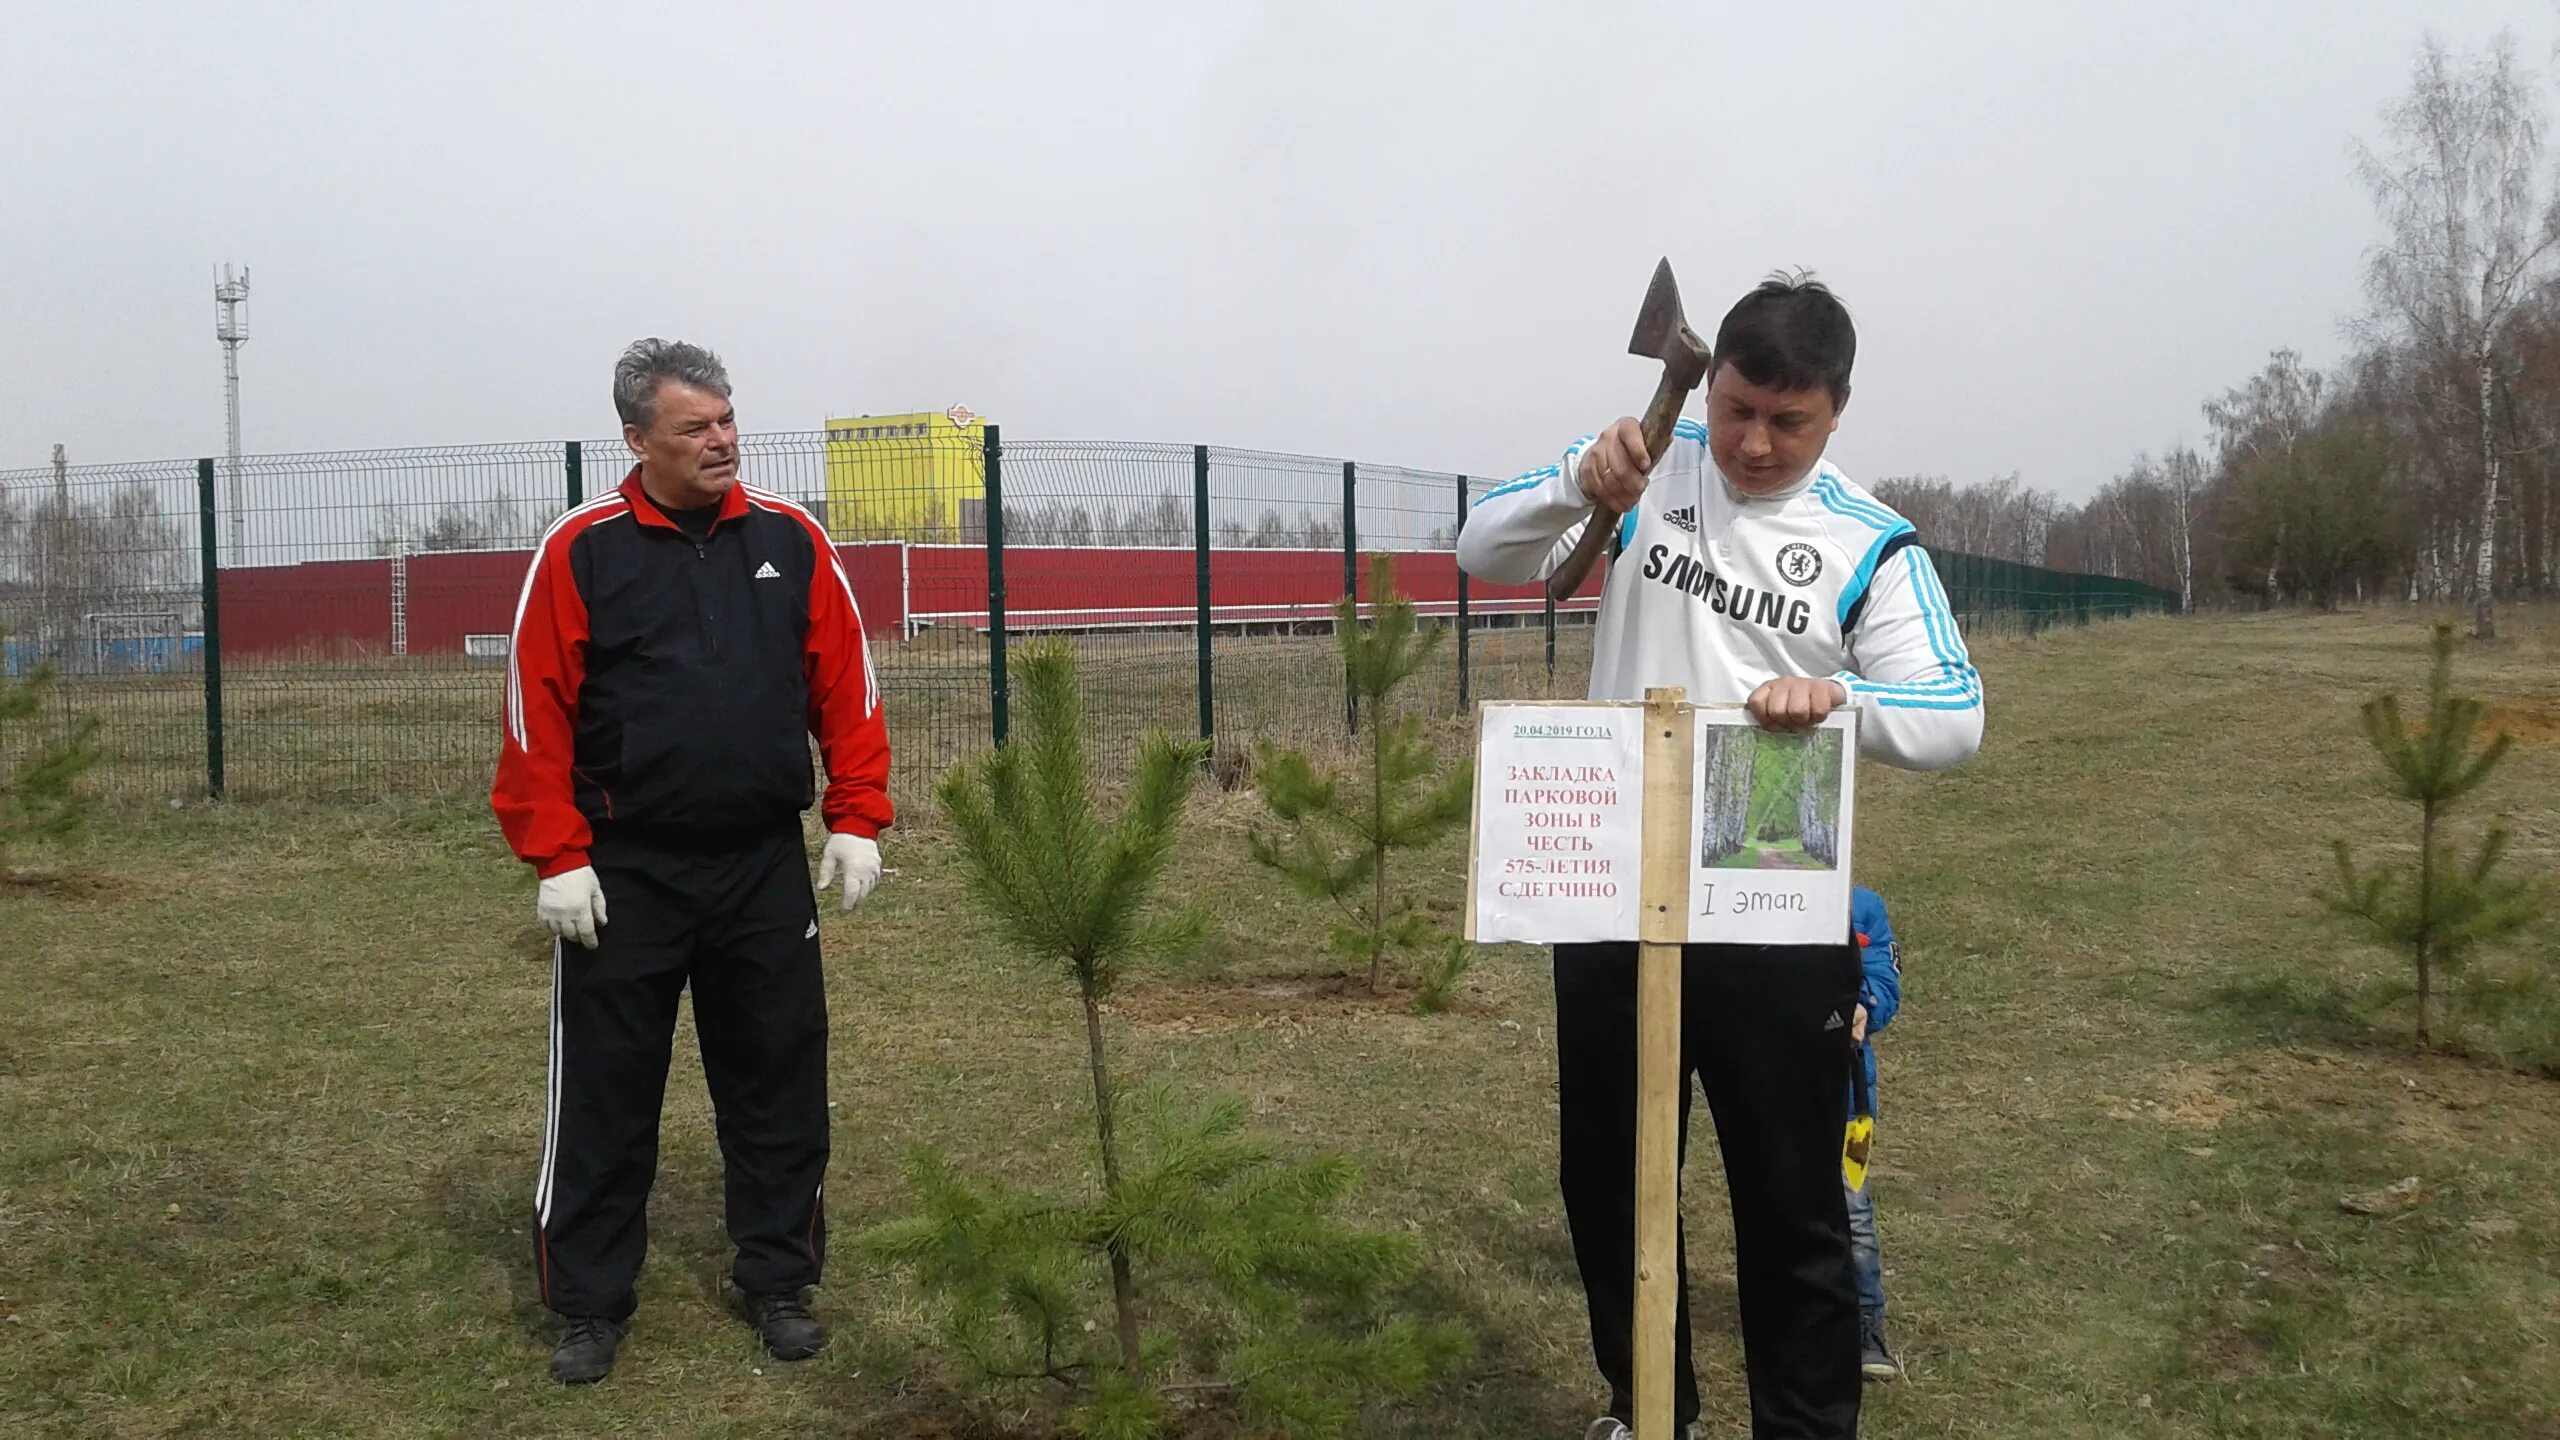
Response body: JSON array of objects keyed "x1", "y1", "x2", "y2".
[{"x1": 612, "y1": 338, "x2": 732, "y2": 430}]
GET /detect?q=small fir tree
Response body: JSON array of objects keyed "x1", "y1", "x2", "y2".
[
  {"x1": 1247, "y1": 555, "x2": 1474, "y2": 1006},
  {"x1": 0, "y1": 626, "x2": 101, "y2": 880},
  {"x1": 866, "y1": 639, "x2": 1464, "y2": 1438},
  {"x1": 2327, "y1": 623, "x2": 2545, "y2": 1048}
]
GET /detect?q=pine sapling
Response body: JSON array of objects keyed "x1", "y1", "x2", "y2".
[
  {"x1": 870, "y1": 639, "x2": 1466, "y2": 1437},
  {"x1": 1247, "y1": 554, "x2": 1472, "y2": 1000},
  {"x1": 931, "y1": 638, "x2": 1203, "y2": 1381},
  {"x1": 0, "y1": 625, "x2": 101, "y2": 881},
  {"x1": 2327, "y1": 623, "x2": 2545, "y2": 1049}
]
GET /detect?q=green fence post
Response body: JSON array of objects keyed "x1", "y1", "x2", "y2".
[
  {"x1": 196, "y1": 457, "x2": 226, "y2": 800},
  {"x1": 1342, "y1": 459, "x2": 1358, "y2": 737},
  {"x1": 565, "y1": 440, "x2": 583, "y2": 509},
  {"x1": 985, "y1": 424, "x2": 1008, "y2": 747},
  {"x1": 1454, "y1": 474, "x2": 1470, "y2": 711},
  {"x1": 1194, "y1": 443, "x2": 1213, "y2": 748}
]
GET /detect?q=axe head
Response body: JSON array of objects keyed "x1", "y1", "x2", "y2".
[{"x1": 1628, "y1": 257, "x2": 1711, "y2": 389}]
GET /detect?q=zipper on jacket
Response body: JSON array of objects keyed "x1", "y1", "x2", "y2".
[{"x1": 690, "y1": 537, "x2": 720, "y2": 659}]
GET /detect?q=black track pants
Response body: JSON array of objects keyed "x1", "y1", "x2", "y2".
[
  {"x1": 531, "y1": 827, "x2": 829, "y2": 1322},
  {"x1": 1553, "y1": 940, "x2": 1863, "y2": 1439}
]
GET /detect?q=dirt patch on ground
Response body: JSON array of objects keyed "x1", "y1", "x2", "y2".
[
  {"x1": 2485, "y1": 696, "x2": 2560, "y2": 748},
  {"x1": 899, "y1": 1420, "x2": 1040, "y2": 1440},
  {"x1": 1107, "y1": 968, "x2": 1486, "y2": 1030},
  {"x1": 2100, "y1": 1046, "x2": 2557, "y2": 1137},
  {"x1": 2160, "y1": 1067, "x2": 2242, "y2": 1128},
  {"x1": 0, "y1": 868, "x2": 120, "y2": 898},
  {"x1": 2375, "y1": 1049, "x2": 2560, "y2": 1147},
  {"x1": 2097, "y1": 1062, "x2": 2246, "y2": 1129}
]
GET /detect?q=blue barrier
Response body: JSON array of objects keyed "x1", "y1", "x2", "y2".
[{"x1": 2, "y1": 633, "x2": 202, "y2": 679}]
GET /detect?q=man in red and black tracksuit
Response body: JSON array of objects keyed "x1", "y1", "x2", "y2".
[{"x1": 491, "y1": 338, "x2": 892, "y2": 1386}]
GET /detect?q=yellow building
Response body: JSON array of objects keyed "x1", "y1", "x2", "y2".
[{"x1": 820, "y1": 405, "x2": 989, "y2": 542}]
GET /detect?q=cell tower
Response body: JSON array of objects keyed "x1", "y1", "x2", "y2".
[{"x1": 215, "y1": 264, "x2": 251, "y2": 564}]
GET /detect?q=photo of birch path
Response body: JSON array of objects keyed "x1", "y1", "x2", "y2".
[{"x1": 1697, "y1": 726, "x2": 1846, "y2": 871}]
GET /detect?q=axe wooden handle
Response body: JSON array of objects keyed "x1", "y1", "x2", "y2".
[{"x1": 1543, "y1": 369, "x2": 1698, "y2": 603}]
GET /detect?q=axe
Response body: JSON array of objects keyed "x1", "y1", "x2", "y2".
[{"x1": 1545, "y1": 259, "x2": 1712, "y2": 603}]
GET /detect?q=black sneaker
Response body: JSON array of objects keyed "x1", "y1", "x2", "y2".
[
  {"x1": 1860, "y1": 1318, "x2": 1903, "y2": 1382},
  {"x1": 550, "y1": 1315, "x2": 626, "y2": 1385},
  {"x1": 738, "y1": 1288, "x2": 827, "y2": 1361}
]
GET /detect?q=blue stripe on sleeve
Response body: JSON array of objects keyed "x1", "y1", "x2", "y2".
[
  {"x1": 1873, "y1": 681, "x2": 1986, "y2": 707},
  {"x1": 1835, "y1": 522, "x2": 1917, "y2": 627},
  {"x1": 1820, "y1": 472, "x2": 1903, "y2": 525},
  {"x1": 1472, "y1": 465, "x2": 1559, "y2": 508},
  {"x1": 1812, "y1": 475, "x2": 1902, "y2": 531},
  {"x1": 1914, "y1": 552, "x2": 1974, "y2": 680},
  {"x1": 1885, "y1": 548, "x2": 1974, "y2": 692},
  {"x1": 1846, "y1": 548, "x2": 1981, "y2": 708}
]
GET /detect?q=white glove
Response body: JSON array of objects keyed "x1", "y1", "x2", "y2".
[
  {"x1": 538, "y1": 866, "x2": 609, "y2": 950},
  {"x1": 814, "y1": 833, "x2": 882, "y2": 911}
]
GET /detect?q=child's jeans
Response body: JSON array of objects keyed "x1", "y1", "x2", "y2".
[{"x1": 1845, "y1": 1178, "x2": 1885, "y2": 1323}]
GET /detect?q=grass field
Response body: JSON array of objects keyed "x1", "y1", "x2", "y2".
[{"x1": 6, "y1": 608, "x2": 2559, "y2": 1438}]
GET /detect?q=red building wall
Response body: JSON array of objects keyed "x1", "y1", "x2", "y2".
[
  {"x1": 903, "y1": 545, "x2": 1590, "y2": 629},
  {"x1": 223, "y1": 560, "x2": 396, "y2": 659}
]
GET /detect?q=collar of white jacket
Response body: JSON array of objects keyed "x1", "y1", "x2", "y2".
[{"x1": 1714, "y1": 460, "x2": 1819, "y2": 507}]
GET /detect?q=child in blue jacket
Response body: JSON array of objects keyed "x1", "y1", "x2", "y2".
[{"x1": 1848, "y1": 886, "x2": 1903, "y2": 1382}]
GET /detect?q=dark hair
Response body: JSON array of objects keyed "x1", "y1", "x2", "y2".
[{"x1": 1712, "y1": 270, "x2": 1855, "y2": 407}]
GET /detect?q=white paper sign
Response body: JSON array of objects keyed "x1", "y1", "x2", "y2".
[
  {"x1": 1687, "y1": 708, "x2": 1856, "y2": 946},
  {"x1": 1469, "y1": 704, "x2": 1645, "y2": 943}
]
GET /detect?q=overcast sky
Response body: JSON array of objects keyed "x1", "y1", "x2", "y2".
[{"x1": 5, "y1": 0, "x2": 2554, "y2": 501}]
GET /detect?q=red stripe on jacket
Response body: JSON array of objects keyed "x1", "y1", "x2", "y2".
[{"x1": 491, "y1": 495, "x2": 628, "y2": 878}]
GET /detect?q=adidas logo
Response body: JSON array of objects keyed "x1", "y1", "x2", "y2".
[
  {"x1": 754, "y1": 561, "x2": 781, "y2": 579},
  {"x1": 1823, "y1": 1011, "x2": 1847, "y2": 1032},
  {"x1": 1662, "y1": 505, "x2": 1698, "y2": 533}
]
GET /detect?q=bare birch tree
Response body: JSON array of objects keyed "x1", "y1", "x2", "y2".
[{"x1": 2354, "y1": 31, "x2": 2560, "y2": 638}]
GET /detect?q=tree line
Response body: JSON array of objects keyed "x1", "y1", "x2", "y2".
[{"x1": 1882, "y1": 29, "x2": 2560, "y2": 637}]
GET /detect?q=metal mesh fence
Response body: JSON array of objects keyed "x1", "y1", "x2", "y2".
[
  {"x1": 1930, "y1": 550, "x2": 2178, "y2": 633},
  {"x1": 0, "y1": 456, "x2": 205, "y2": 797},
  {"x1": 1203, "y1": 446, "x2": 1363, "y2": 763},
  {"x1": 0, "y1": 432, "x2": 2176, "y2": 810},
  {"x1": 216, "y1": 441, "x2": 569, "y2": 801},
  {"x1": 993, "y1": 441, "x2": 1201, "y2": 777},
  {"x1": 1355, "y1": 462, "x2": 1466, "y2": 723}
]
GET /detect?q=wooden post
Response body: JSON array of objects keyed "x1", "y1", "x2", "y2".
[{"x1": 1634, "y1": 685, "x2": 1693, "y2": 1439}]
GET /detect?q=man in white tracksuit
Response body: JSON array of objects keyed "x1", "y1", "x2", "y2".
[{"x1": 1457, "y1": 273, "x2": 1982, "y2": 1440}]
